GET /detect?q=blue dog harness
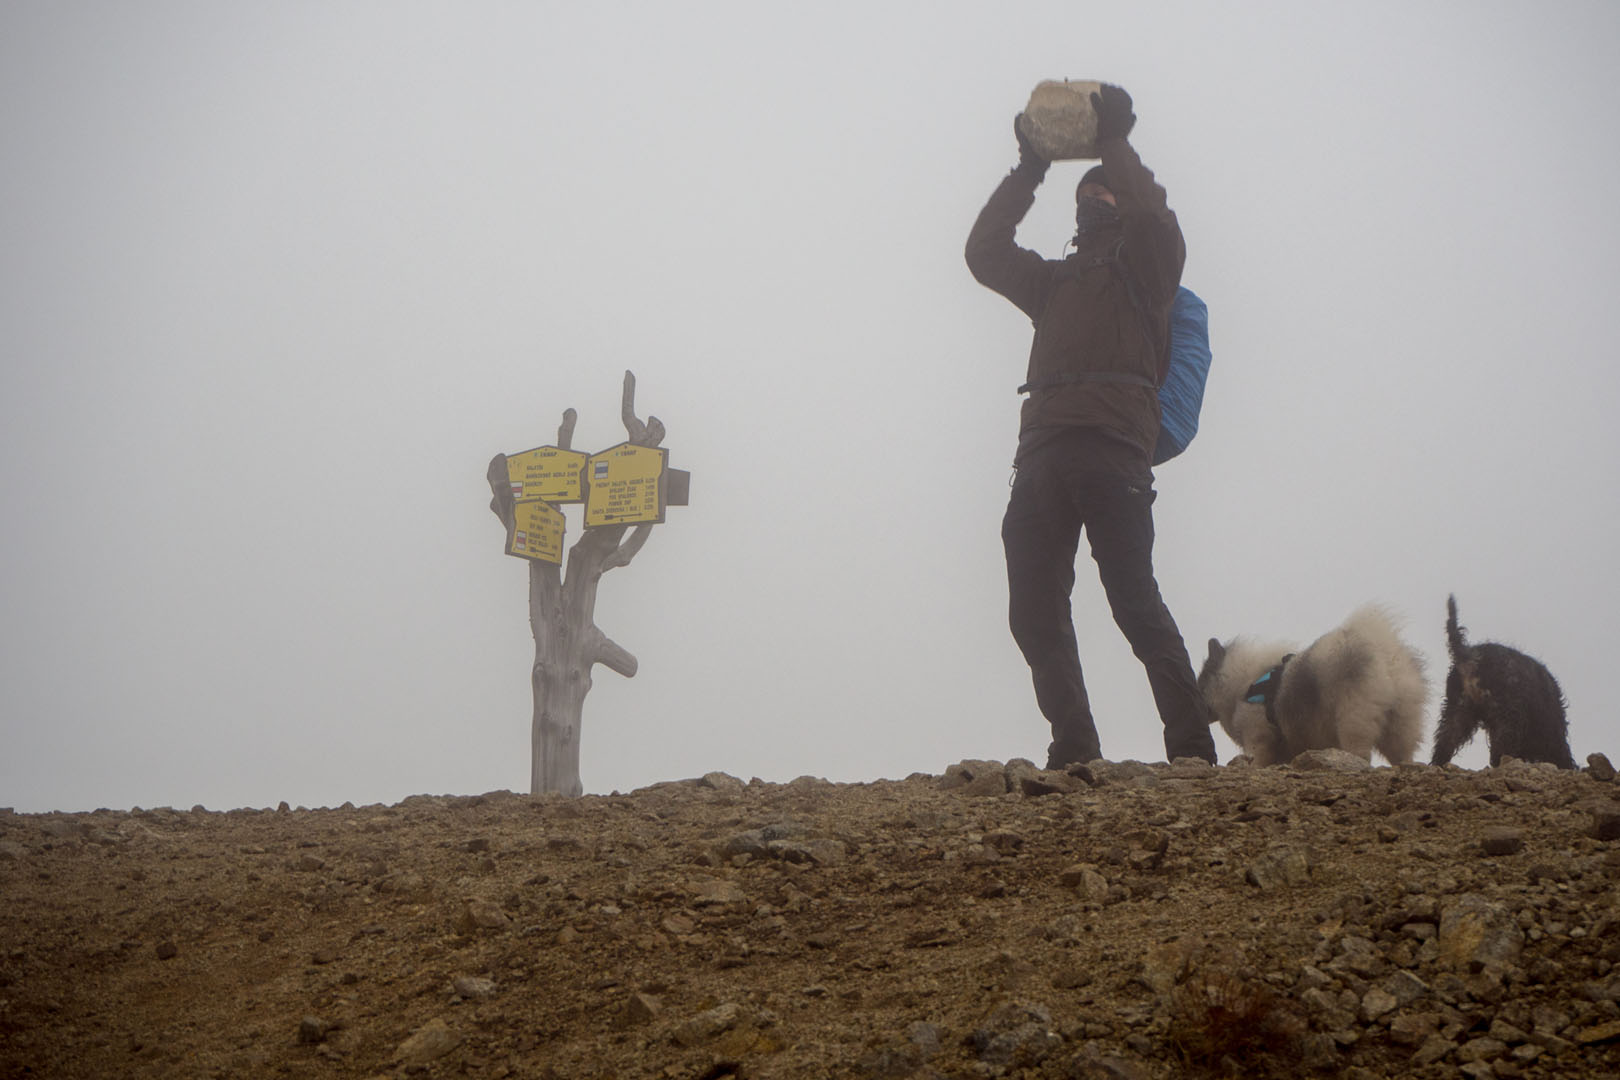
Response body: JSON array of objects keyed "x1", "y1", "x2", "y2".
[{"x1": 1245, "y1": 654, "x2": 1296, "y2": 737}]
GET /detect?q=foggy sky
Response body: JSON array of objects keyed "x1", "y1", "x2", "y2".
[{"x1": 3, "y1": 1, "x2": 1618, "y2": 813}]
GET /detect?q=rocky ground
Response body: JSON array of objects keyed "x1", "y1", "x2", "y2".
[{"x1": 5, "y1": 751, "x2": 1620, "y2": 1080}]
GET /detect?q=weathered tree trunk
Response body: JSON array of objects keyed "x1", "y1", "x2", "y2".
[{"x1": 488, "y1": 372, "x2": 659, "y2": 796}]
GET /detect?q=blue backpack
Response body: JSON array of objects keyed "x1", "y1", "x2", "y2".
[{"x1": 1153, "y1": 286, "x2": 1212, "y2": 466}]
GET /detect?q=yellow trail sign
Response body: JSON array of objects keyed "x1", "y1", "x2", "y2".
[
  {"x1": 508, "y1": 499, "x2": 566, "y2": 564},
  {"x1": 506, "y1": 446, "x2": 587, "y2": 503},
  {"x1": 584, "y1": 443, "x2": 667, "y2": 528}
]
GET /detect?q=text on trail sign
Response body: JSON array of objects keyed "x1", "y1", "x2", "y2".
[
  {"x1": 506, "y1": 446, "x2": 587, "y2": 503},
  {"x1": 497, "y1": 438, "x2": 687, "y2": 563},
  {"x1": 509, "y1": 499, "x2": 566, "y2": 565},
  {"x1": 584, "y1": 443, "x2": 667, "y2": 528}
]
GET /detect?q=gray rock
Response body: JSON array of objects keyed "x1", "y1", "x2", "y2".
[
  {"x1": 1582, "y1": 976, "x2": 1620, "y2": 1003},
  {"x1": 396, "y1": 1018, "x2": 460, "y2": 1066},
  {"x1": 1382, "y1": 970, "x2": 1431, "y2": 1007},
  {"x1": 766, "y1": 837, "x2": 847, "y2": 866},
  {"x1": 40, "y1": 819, "x2": 86, "y2": 840},
  {"x1": 1294, "y1": 966, "x2": 1333, "y2": 992},
  {"x1": 1018, "y1": 80, "x2": 1103, "y2": 161},
  {"x1": 1389, "y1": 1012, "x2": 1439, "y2": 1046},
  {"x1": 1245, "y1": 845, "x2": 1312, "y2": 889},
  {"x1": 983, "y1": 951, "x2": 1039, "y2": 992},
  {"x1": 1489, "y1": 1019, "x2": 1530, "y2": 1044},
  {"x1": 1480, "y1": 827, "x2": 1525, "y2": 856},
  {"x1": 1587, "y1": 753, "x2": 1616, "y2": 781},
  {"x1": 1051, "y1": 961, "x2": 1094, "y2": 989},
  {"x1": 939, "y1": 760, "x2": 1009, "y2": 797},
  {"x1": 1590, "y1": 806, "x2": 1620, "y2": 842},
  {"x1": 1140, "y1": 939, "x2": 1194, "y2": 996},
  {"x1": 953, "y1": 842, "x2": 1000, "y2": 866},
  {"x1": 457, "y1": 899, "x2": 511, "y2": 932},
  {"x1": 1360, "y1": 987, "x2": 1399, "y2": 1022},
  {"x1": 375, "y1": 870, "x2": 426, "y2": 896},
  {"x1": 1003, "y1": 758, "x2": 1043, "y2": 792},
  {"x1": 1067, "y1": 1042, "x2": 1154, "y2": 1079},
  {"x1": 1532, "y1": 1003, "x2": 1572, "y2": 1036},
  {"x1": 852, "y1": 1044, "x2": 924, "y2": 1078},
  {"x1": 699, "y1": 772, "x2": 746, "y2": 796},
  {"x1": 672, "y1": 1002, "x2": 740, "y2": 1047},
  {"x1": 1412, "y1": 1033, "x2": 1453, "y2": 1065},
  {"x1": 969, "y1": 1002, "x2": 1061, "y2": 1065},
  {"x1": 1291, "y1": 748, "x2": 1372, "y2": 771},
  {"x1": 1017, "y1": 772, "x2": 1085, "y2": 797},
  {"x1": 1576, "y1": 1019, "x2": 1620, "y2": 1044},
  {"x1": 1298, "y1": 1033, "x2": 1340, "y2": 1070},
  {"x1": 626, "y1": 992, "x2": 662, "y2": 1025},
  {"x1": 1299, "y1": 986, "x2": 1344, "y2": 1020},
  {"x1": 718, "y1": 829, "x2": 770, "y2": 860},
  {"x1": 1457, "y1": 1035, "x2": 1509, "y2": 1062},
  {"x1": 690, "y1": 877, "x2": 746, "y2": 905},
  {"x1": 1439, "y1": 894, "x2": 1524, "y2": 970},
  {"x1": 906, "y1": 1021, "x2": 942, "y2": 1058},
  {"x1": 1060, "y1": 864, "x2": 1111, "y2": 903},
  {"x1": 1088, "y1": 760, "x2": 1157, "y2": 786},
  {"x1": 297, "y1": 1016, "x2": 327, "y2": 1045},
  {"x1": 450, "y1": 975, "x2": 496, "y2": 999},
  {"x1": 1331, "y1": 935, "x2": 1387, "y2": 979}
]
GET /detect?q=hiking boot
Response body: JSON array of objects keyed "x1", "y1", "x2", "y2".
[
  {"x1": 1046, "y1": 740, "x2": 1101, "y2": 771},
  {"x1": 1164, "y1": 739, "x2": 1217, "y2": 766}
]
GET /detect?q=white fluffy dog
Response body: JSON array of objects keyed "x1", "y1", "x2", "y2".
[{"x1": 1197, "y1": 605, "x2": 1427, "y2": 766}]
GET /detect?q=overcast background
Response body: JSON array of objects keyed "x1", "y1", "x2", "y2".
[{"x1": 4, "y1": 2, "x2": 1617, "y2": 814}]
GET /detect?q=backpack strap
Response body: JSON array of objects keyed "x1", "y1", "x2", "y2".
[
  {"x1": 1017, "y1": 371, "x2": 1156, "y2": 395},
  {"x1": 1105, "y1": 241, "x2": 1170, "y2": 387},
  {"x1": 1030, "y1": 238, "x2": 1167, "y2": 394}
]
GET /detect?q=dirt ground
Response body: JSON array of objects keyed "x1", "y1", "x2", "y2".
[{"x1": 5, "y1": 753, "x2": 1620, "y2": 1079}]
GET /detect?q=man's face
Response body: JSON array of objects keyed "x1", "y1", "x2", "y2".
[{"x1": 1078, "y1": 182, "x2": 1116, "y2": 207}]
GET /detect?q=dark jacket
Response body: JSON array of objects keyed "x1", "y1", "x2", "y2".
[{"x1": 965, "y1": 137, "x2": 1185, "y2": 465}]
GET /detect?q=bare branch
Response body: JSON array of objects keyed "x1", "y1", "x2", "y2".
[
  {"x1": 556, "y1": 408, "x2": 577, "y2": 450},
  {"x1": 620, "y1": 370, "x2": 647, "y2": 444},
  {"x1": 602, "y1": 523, "x2": 653, "y2": 571},
  {"x1": 591, "y1": 632, "x2": 638, "y2": 678},
  {"x1": 487, "y1": 453, "x2": 514, "y2": 528},
  {"x1": 566, "y1": 522, "x2": 622, "y2": 570}
]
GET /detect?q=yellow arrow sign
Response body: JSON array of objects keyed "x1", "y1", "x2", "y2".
[
  {"x1": 507, "y1": 499, "x2": 566, "y2": 564},
  {"x1": 584, "y1": 443, "x2": 668, "y2": 528},
  {"x1": 506, "y1": 446, "x2": 587, "y2": 504}
]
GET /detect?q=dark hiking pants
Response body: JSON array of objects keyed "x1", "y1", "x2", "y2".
[{"x1": 1001, "y1": 445, "x2": 1216, "y2": 767}]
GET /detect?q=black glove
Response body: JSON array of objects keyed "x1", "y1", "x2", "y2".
[
  {"x1": 1013, "y1": 113, "x2": 1049, "y2": 178},
  {"x1": 1091, "y1": 84, "x2": 1136, "y2": 142}
]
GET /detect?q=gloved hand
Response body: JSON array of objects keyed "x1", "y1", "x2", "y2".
[
  {"x1": 1091, "y1": 84, "x2": 1136, "y2": 142},
  {"x1": 1013, "y1": 113, "x2": 1049, "y2": 178}
]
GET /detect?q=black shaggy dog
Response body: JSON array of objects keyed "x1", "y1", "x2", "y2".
[{"x1": 1430, "y1": 595, "x2": 1574, "y2": 769}]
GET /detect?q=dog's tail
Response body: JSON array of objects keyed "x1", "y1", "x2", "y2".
[{"x1": 1445, "y1": 594, "x2": 1469, "y2": 660}]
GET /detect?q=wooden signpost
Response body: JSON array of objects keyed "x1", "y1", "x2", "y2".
[{"x1": 486, "y1": 371, "x2": 688, "y2": 796}]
